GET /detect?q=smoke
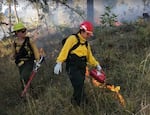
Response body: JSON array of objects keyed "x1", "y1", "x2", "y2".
[
  {"x1": 0, "y1": 0, "x2": 150, "y2": 40},
  {"x1": 94, "y1": 0, "x2": 149, "y2": 22}
]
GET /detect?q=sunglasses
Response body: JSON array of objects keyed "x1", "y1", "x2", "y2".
[{"x1": 16, "y1": 29, "x2": 26, "y2": 33}]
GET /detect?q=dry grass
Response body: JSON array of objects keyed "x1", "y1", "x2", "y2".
[{"x1": 0, "y1": 23, "x2": 150, "y2": 115}]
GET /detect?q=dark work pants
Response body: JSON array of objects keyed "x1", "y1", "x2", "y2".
[
  {"x1": 67, "y1": 64, "x2": 86, "y2": 106},
  {"x1": 18, "y1": 61, "x2": 34, "y2": 89}
]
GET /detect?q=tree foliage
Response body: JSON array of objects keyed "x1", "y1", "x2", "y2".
[{"x1": 100, "y1": 6, "x2": 117, "y2": 27}]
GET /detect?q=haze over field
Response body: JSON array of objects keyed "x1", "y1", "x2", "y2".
[{"x1": 0, "y1": 0, "x2": 150, "y2": 39}]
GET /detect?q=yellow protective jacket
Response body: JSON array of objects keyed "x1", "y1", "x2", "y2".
[
  {"x1": 56, "y1": 33, "x2": 99, "y2": 67},
  {"x1": 12, "y1": 37, "x2": 40, "y2": 64}
]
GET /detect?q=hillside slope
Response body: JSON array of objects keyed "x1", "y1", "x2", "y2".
[{"x1": 0, "y1": 23, "x2": 150, "y2": 115}]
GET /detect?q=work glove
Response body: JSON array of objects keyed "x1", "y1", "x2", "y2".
[
  {"x1": 36, "y1": 62, "x2": 41, "y2": 68},
  {"x1": 54, "y1": 62, "x2": 62, "y2": 75},
  {"x1": 34, "y1": 60, "x2": 41, "y2": 69},
  {"x1": 96, "y1": 65, "x2": 102, "y2": 71}
]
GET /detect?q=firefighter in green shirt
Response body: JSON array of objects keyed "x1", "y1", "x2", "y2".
[{"x1": 54, "y1": 21, "x2": 102, "y2": 106}]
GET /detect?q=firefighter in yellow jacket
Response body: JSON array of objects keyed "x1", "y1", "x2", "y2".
[
  {"x1": 54, "y1": 21, "x2": 102, "y2": 106},
  {"x1": 12, "y1": 22, "x2": 40, "y2": 90}
]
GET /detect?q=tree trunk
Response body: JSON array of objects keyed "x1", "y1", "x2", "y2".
[
  {"x1": 8, "y1": 0, "x2": 12, "y2": 36},
  {"x1": 0, "y1": 25, "x2": 6, "y2": 39},
  {"x1": 87, "y1": 0, "x2": 94, "y2": 23},
  {"x1": 13, "y1": 0, "x2": 19, "y2": 23},
  {"x1": 68, "y1": 0, "x2": 73, "y2": 4},
  {"x1": 35, "y1": 0, "x2": 40, "y2": 30}
]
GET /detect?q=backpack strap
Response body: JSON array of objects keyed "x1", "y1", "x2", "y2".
[
  {"x1": 14, "y1": 41, "x2": 17, "y2": 54},
  {"x1": 25, "y1": 37, "x2": 33, "y2": 52},
  {"x1": 14, "y1": 37, "x2": 28, "y2": 55},
  {"x1": 68, "y1": 34, "x2": 88, "y2": 54},
  {"x1": 68, "y1": 34, "x2": 80, "y2": 54}
]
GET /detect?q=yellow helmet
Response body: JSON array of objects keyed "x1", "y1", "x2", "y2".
[{"x1": 13, "y1": 22, "x2": 26, "y2": 32}]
